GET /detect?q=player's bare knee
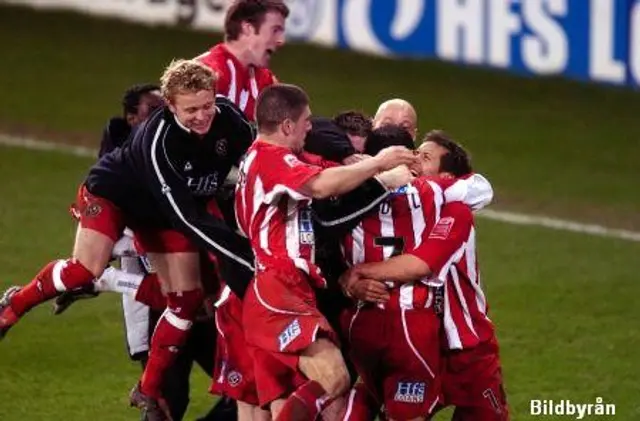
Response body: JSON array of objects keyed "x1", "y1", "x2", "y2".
[
  {"x1": 148, "y1": 252, "x2": 201, "y2": 292},
  {"x1": 324, "y1": 359, "x2": 350, "y2": 397},
  {"x1": 253, "y1": 406, "x2": 271, "y2": 421},
  {"x1": 270, "y1": 398, "x2": 286, "y2": 420},
  {"x1": 300, "y1": 338, "x2": 350, "y2": 397},
  {"x1": 236, "y1": 402, "x2": 256, "y2": 421},
  {"x1": 237, "y1": 402, "x2": 271, "y2": 421},
  {"x1": 73, "y1": 227, "x2": 115, "y2": 276},
  {"x1": 80, "y1": 260, "x2": 107, "y2": 279}
]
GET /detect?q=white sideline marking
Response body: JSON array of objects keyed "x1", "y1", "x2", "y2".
[
  {"x1": 0, "y1": 134, "x2": 97, "y2": 158},
  {"x1": 478, "y1": 209, "x2": 640, "y2": 242},
  {"x1": 1, "y1": 133, "x2": 639, "y2": 243}
]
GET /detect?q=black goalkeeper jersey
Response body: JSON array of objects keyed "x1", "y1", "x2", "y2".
[{"x1": 85, "y1": 96, "x2": 256, "y2": 290}]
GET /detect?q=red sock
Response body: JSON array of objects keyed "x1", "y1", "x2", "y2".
[
  {"x1": 343, "y1": 382, "x2": 380, "y2": 421},
  {"x1": 134, "y1": 273, "x2": 166, "y2": 311},
  {"x1": 275, "y1": 380, "x2": 330, "y2": 421},
  {"x1": 140, "y1": 289, "x2": 203, "y2": 398},
  {"x1": 10, "y1": 259, "x2": 94, "y2": 316}
]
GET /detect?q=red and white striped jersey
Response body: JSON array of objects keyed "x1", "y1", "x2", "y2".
[
  {"x1": 342, "y1": 177, "x2": 446, "y2": 310},
  {"x1": 410, "y1": 201, "x2": 495, "y2": 349},
  {"x1": 197, "y1": 44, "x2": 277, "y2": 121},
  {"x1": 234, "y1": 140, "x2": 326, "y2": 287}
]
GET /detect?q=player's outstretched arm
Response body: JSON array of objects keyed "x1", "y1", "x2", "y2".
[
  {"x1": 312, "y1": 164, "x2": 416, "y2": 235},
  {"x1": 301, "y1": 146, "x2": 416, "y2": 199},
  {"x1": 312, "y1": 177, "x2": 389, "y2": 235}
]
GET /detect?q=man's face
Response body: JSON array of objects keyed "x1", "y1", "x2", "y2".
[
  {"x1": 245, "y1": 12, "x2": 286, "y2": 67},
  {"x1": 130, "y1": 91, "x2": 164, "y2": 126},
  {"x1": 413, "y1": 141, "x2": 449, "y2": 177},
  {"x1": 373, "y1": 105, "x2": 418, "y2": 140},
  {"x1": 347, "y1": 134, "x2": 367, "y2": 153},
  {"x1": 168, "y1": 90, "x2": 216, "y2": 135},
  {"x1": 287, "y1": 106, "x2": 312, "y2": 153}
]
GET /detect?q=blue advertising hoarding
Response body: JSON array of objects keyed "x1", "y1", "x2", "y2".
[
  {"x1": 336, "y1": 0, "x2": 640, "y2": 87},
  {"x1": 7, "y1": 0, "x2": 640, "y2": 87}
]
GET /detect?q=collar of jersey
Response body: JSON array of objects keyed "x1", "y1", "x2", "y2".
[
  {"x1": 219, "y1": 44, "x2": 253, "y2": 76},
  {"x1": 171, "y1": 106, "x2": 221, "y2": 135},
  {"x1": 173, "y1": 114, "x2": 191, "y2": 133}
]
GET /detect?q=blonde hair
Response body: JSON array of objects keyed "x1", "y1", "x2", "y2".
[{"x1": 160, "y1": 59, "x2": 217, "y2": 101}]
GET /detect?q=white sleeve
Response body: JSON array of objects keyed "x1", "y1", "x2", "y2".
[{"x1": 444, "y1": 173, "x2": 494, "y2": 212}]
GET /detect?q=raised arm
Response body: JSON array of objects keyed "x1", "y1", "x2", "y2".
[
  {"x1": 312, "y1": 164, "x2": 416, "y2": 234},
  {"x1": 300, "y1": 146, "x2": 416, "y2": 199},
  {"x1": 312, "y1": 177, "x2": 389, "y2": 235}
]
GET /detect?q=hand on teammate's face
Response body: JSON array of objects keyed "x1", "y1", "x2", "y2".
[
  {"x1": 376, "y1": 164, "x2": 415, "y2": 190},
  {"x1": 374, "y1": 146, "x2": 419, "y2": 172}
]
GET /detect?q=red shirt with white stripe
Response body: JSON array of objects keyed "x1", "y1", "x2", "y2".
[
  {"x1": 342, "y1": 177, "x2": 446, "y2": 310},
  {"x1": 235, "y1": 140, "x2": 326, "y2": 287},
  {"x1": 410, "y1": 201, "x2": 495, "y2": 349},
  {"x1": 198, "y1": 44, "x2": 277, "y2": 121}
]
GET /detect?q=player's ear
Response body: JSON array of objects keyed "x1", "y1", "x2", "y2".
[
  {"x1": 282, "y1": 118, "x2": 293, "y2": 136},
  {"x1": 166, "y1": 101, "x2": 176, "y2": 115},
  {"x1": 241, "y1": 21, "x2": 254, "y2": 36}
]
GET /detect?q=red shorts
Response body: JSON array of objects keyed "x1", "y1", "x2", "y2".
[
  {"x1": 71, "y1": 184, "x2": 124, "y2": 242},
  {"x1": 211, "y1": 289, "x2": 259, "y2": 405},
  {"x1": 134, "y1": 229, "x2": 198, "y2": 253},
  {"x1": 242, "y1": 267, "x2": 337, "y2": 406},
  {"x1": 134, "y1": 199, "x2": 222, "y2": 254},
  {"x1": 342, "y1": 305, "x2": 442, "y2": 420},
  {"x1": 443, "y1": 336, "x2": 509, "y2": 421}
]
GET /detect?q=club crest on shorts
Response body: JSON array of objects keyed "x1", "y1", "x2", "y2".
[
  {"x1": 216, "y1": 138, "x2": 228, "y2": 156},
  {"x1": 394, "y1": 381, "x2": 426, "y2": 403},
  {"x1": 227, "y1": 370, "x2": 243, "y2": 387},
  {"x1": 278, "y1": 318, "x2": 302, "y2": 351},
  {"x1": 84, "y1": 203, "x2": 102, "y2": 218}
]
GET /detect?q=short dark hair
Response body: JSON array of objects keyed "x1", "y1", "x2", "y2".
[
  {"x1": 122, "y1": 83, "x2": 160, "y2": 117},
  {"x1": 333, "y1": 111, "x2": 372, "y2": 138},
  {"x1": 423, "y1": 130, "x2": 473, "y2": 177},
  {"x1": 224, "y1": 0, "x2": 290, "y2": 41},
  {"x1": 364, "y1": 124, "x2": 415, "y2": 156},
  {"x1": 256, "y1": 84, "x2": 309, "y2": 134}
]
